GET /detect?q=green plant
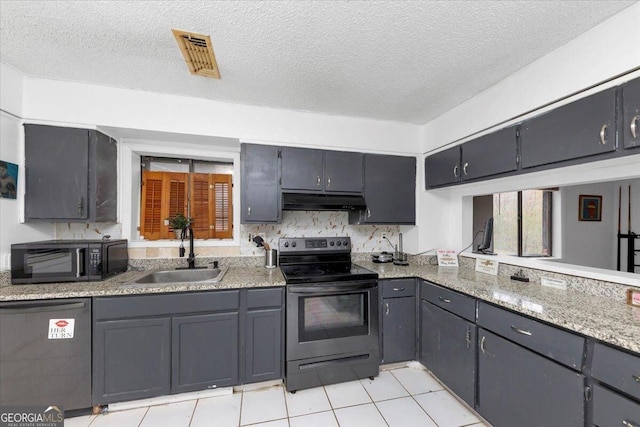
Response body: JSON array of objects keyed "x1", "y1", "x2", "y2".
[{"x1": 167, "y1": 213, "x2": 193, "y2": 230}]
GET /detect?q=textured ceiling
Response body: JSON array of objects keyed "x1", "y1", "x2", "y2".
[{"x1": 0, "y1": 1, "x2": 636, "y2": 124}]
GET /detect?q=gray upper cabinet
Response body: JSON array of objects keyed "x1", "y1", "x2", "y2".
[
  {"x1": 350, "y1": 154, "x2": 415, "y2": 224},
  {"x1": 520, "y1": 87, "x2": 616, "y2": 168},
  {"x1": 425, "y1": 127, "x2": 517, "y2": 189},
  {"x1": 622, "y1": 77, "x2": 640, "y2": 149},
  {"x1": 425, "y1": 146, "x2": 460, "y2": 188},
  {"x1": 460, "y1": 126, "x2": 517, "y2": 181},
  {"x1": 241, "y1": 143, "x2": 281, "y2": 223},
  {"x1": 24, "y1": 124, "x2": 117, "y2": 222},
  {"x1": 281, "y1": 147, "x2": 324, "y2": 191},
  {"x1": 281, "y1": 147, "x2": 363, "y2": 193}
]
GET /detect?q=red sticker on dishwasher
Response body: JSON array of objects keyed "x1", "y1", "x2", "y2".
[{"x1": 48, "y1": 318, "x2": 75, "y2": 339}]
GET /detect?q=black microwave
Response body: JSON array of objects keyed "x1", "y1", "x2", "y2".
[{"x1": 11, "y1": 239, "x2": 128, "y2": 284}]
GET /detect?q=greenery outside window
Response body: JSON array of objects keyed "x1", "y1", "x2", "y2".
[{"x1": 493, "y1": 189, "x2": 553, "y2": 257}]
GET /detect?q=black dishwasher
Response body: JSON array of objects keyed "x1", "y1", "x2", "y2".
[{"x1": 0, "y1": 298, "x2": 92, "y2": 410}]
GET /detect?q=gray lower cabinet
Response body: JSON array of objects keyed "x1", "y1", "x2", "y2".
[
  {"x1": 520, "y1": 87, "x2": 616, "y2": 168},
  {"x1": 172, "y1": 313, "x2": 239, "y2": 394},
  {"x1": 592, "y1": 384, "x2": 640, "y2": 427},
  {"x1": 420, "y1": 300, "x2": 476, "y2": 406},
  {"x1": 244, "y1": 287, "x2": 284, "y2": 384},
  {"x1": 241, "y1": 143, "x2": 281, "y2": 223},
  {"x1": 350, "y1": 154, "x2": 416, "y2": 224},
  {"x1": 622, "y1": 77, "x2": 640, "y2": 149},
  {"x1": 380, "y1": 279, "x2": 416, "y2": 364},
  {"x1": 93, "y1": 317, "x2": 172, "y2": 404},
  {"x1": 24, "y1": 124, "x2": 117, "y2": 222},
  {"x1": 93, "y1": 288, "x2": 284, "y2": 405},
  {"x1": 477, "y1": 329, "x2": 585, "y2": 427}
]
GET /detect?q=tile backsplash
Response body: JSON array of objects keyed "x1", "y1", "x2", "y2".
[{"x1": 55, "y1": 211, "x2": 402, "y2": 259}]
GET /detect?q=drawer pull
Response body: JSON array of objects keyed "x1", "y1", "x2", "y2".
[
  {"x1": 599, "y1": 123, "x2": 608, "y2": 145},
  {"x1": 453, "y1": 165, "x2": 459, "y2": 178},
  {"x1": 631, "y1": 115, "x2": 639, "y2": 139},
  {"x1": 622, "y1": 420, "x2": 639, "y2": 427},
  {"x1": 480, "y1": 335, "x2": 486, "y2": 354},
  {"x1": 465, "y1": 326, "x2": 471, "y2": 349},
  {"x1": 385, "y1": 302, "x2": 390, "y2": 316},
  {"x1": 633, "y1": 374, "x2": 640, "y2": 383},
  {"x1": 438, "y1": 296, "x2": 451, "y2": 303},
  {"x1": 393, "y1": 287, "x2": 405, "y2": 292},
  {"x1": 511, "y1": 325, "x2": 532, "y2": 336}
]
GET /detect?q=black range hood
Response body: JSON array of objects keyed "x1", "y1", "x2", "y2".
[{"x1": 282, "y1": 193, "x2": 367, "y2": 211}]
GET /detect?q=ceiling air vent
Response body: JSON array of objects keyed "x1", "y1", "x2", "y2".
[{"x1": 172, "y1": 29, "x2": 220, "y2": 79}]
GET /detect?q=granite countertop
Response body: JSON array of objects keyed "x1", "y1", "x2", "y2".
[
  {"x1": 0, "y1": 266, "x2": 286, "y2": 300},
  {"x1": 1, "y1": 260, "x2": 638, "y2": 354},
  {"x1": 358, "y1": 261, "x2": 640, "y2": 354}
]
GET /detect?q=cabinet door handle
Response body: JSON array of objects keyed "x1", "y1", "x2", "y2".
[
  {"x1": 77, "y1": 196, "x2": 84, "y2": 215},
  {"x1": 465, "y1": 326, "x2": 471, "y2": 349},
  {"x1": 480, "y1": 335, "x2": 486, "y2": 354},
  {"x1": 463, "y1": 162, "x2": 469, "y2": 176},
  {"x1": 623, "y1": 420, "x2": 639, "y2": 427},
  {"x1": 393, "y1": 287, "x2": 405, "y2": 292},
  {"x1": 511, "y1": 325, "x2": 532, "y2": 336},
  {"x1": 631, "y1": 115, "x2": 639, "y2": 139},
  {"x1": 385, "y1": 302, "x2": 390, "y2": 315},
  {"x1": 438, "y1": 296, "x2": 451, "y2": 303},
  {"x1": 317, "y1": 176, "x2": 321, "y2": 186},
  {"x1": 247, "y1": 206, "x2": 251, "y2": 216},
  {"x1": 453, "y1": 165, "x2": 459, "y2": 178},
  {"x1": 632, "y1": 374, "x2": 640, "y2": 383},
  {"x1": 327, "y1": 177, "x2": 331, "y2": 187},
  {"x1": 599, "y1": 124, "x2": 608, "y2": 145},
  {"x1": 367, "y1": 208, "x2": 371, "y2": 218}
]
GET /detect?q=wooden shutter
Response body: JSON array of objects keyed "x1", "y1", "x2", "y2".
[
  {"x1": 165, "y1": 172, "x2": 188, "y2": 238},
  {"x1": 140, "y1": 171, "x2": 188, "y2": 240},
  {"x1": 140, "y1": 170, "x2": 230, "y2": 241},
  {"x1": 191, "y1": 173, "x2": 214, "y2": 239},
  {"x1": 212, "y1": 174, "x2": 232, "y2": 238},
  {"x1": 140, "y1": 171, "x2": 164, "y2": 240}
]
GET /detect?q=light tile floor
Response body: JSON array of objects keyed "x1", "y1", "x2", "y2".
[{"x1": 65, "y1": 366, "x2": 489, "y2": 427}]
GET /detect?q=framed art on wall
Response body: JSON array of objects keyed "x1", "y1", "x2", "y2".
[
  {"x1": 0, "y1": 160, "x2": 18, "y2": 199},
  {"x1": 578, "y1": 195, "x2": 602, "y2": 221}
]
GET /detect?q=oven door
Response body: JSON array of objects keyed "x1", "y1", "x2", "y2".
[{"x1": 286, "y1": 280, "x2": 379, "y2": 361}]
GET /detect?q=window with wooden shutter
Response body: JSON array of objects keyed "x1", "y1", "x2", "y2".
[{"x1": 140, "y1": 169, "x2": 232, "y2": 240}]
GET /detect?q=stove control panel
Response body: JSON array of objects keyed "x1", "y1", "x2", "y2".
[{"x1": 279, "y1": 237, "x2": 351, "y2": 253}]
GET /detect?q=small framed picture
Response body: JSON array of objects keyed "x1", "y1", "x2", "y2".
[
  {"x1": 628, "y1": 289, "x2": 640, "y2": 308},
  {"x1": 0, "y1": 160, "x2": 18, "y2": 200},
  {"x1": 578, "y1": 195, "x2": 602, "y2": 221}
]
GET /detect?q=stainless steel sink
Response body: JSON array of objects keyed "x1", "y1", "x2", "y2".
[{"x1": 125, "y1": 267, "x2": 228, "y2": 287}]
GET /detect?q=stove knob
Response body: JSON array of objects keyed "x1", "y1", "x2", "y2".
[
  {"x1": 284, "y1": 242, "x2": 289, "y2": 248},
  {"x1": 330, "y1": 241, "x2": 335, "y2": 246},
  {"x1": 336, "y1": 241, "x2": 341, "y2": 246},
  {"x1": 292, "y1": 241, "x2": 297, "y2": 247},
  {"x1": 343, "y1": 240, "x2": 349, "y2": 246}
]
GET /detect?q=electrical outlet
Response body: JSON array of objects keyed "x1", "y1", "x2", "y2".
[{"x1": 382, "y1": 232, "x2": 387, "y2": 239}]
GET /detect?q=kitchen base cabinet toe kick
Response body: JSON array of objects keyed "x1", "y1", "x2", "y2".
[{"x1": 92, "y1": 288, "x2": 284, "y2": 405}]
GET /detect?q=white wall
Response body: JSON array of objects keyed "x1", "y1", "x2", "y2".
[
  {"x1": 419, "y1": 3, "x2": 640, "y2": 253},
  {"x1": 21, "y1": 78, "x2": 422, "y2": 155},
  {"x1": 0, "y1": 63, "x2": 53, "y2": 270}
]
